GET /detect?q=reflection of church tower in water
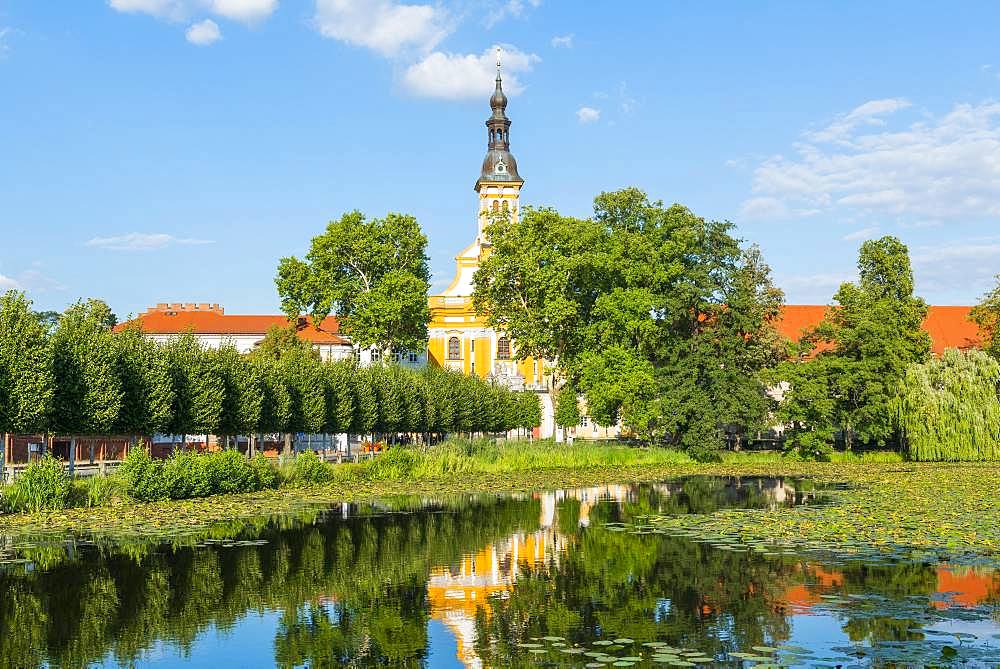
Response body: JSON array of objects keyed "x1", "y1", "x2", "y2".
[{"x1": 427, "y1": 50, "x2": 549, "y2": 401}]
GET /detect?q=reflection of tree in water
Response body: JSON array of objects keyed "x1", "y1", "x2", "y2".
[
  {"x1": 475, "y1": 500, "x2": 800, "y2": 666},
  {"x1": 0, "y1": 482, "x2": 988, "y2": 668},
  {"x1": 0, "y1": 496, "x2": 540, "y2": 669}
]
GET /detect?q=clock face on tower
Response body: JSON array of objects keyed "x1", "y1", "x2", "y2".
[{"x1": 495, "y1": 158, "x2": 507, "y2": 174}]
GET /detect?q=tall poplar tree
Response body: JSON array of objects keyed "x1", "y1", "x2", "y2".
[
  {"x1": 163, "y1": 333, "x2": 224, "y2": 440},
  {"x1": 779, "y1": 236, "x2": 931, "y2": 448},
  {"x1": 0, "y1": 291, "x2": 53, "y2": 434},
  {"x1": 112, "y1": 324, "x2": 174, "y2": 436},
  {"x1": 51, "y1": 299, "x2": 123, "y2": 436}
]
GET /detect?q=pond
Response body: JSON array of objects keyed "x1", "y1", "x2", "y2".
[{"x1": 0, "y1": 476, "x2": 998, "y2": 667}]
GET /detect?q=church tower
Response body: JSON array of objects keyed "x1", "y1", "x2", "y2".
[
  {"x1": 475, "y1": 51, "x2": 524, "y2": 242},
  {"x1": 427, "y1": 50, "x2": 545, "y2": 392}
]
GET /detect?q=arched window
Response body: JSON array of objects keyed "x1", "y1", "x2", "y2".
[
  {"x1": 501, "y1": 200, "x2": 509, "y2": 212},
  {"x1": 496, "y1": 336, "x2": 511, "y2": 360},
  {"x1": 447, "y1": 337, "x2": 461, "y2": 360},
  {"x1": 492, "y1": 200, "x2": 499, "y2": 212}
]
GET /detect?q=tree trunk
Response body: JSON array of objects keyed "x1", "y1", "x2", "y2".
[
  {"x1": 283, "y1": 433, "x2": 292, "y2": 458},
  {"x1": 68, "y1": 437, "x2": 76, "y2": 478}
]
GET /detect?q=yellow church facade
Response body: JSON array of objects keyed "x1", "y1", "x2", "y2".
[{"x1": 426, "y1": 57, "x2": 549, "y2": 393}]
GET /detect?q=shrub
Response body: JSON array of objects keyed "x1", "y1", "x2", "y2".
[
  {"x1": 248, "y1": 454, "x2": 280, "y2": 490},
  {"x1": 118, "y1": 447, "x2": 167, "y2": 502},
  {"x1": 2, "y1": 455, "x2": 71, "y2": 512},
  {"x1": 782, "y1": 431, "x2": 834, "y2": 462},
  {"x1": 286, "y1": 450, "x2": 334, "y2": 486},
  {"x1": 687, "y1": 446, "x2": 723, "y2": 464},
  {"x1": 80, "y1": 475, "x2": 125, "y2": 508},
  {"x1": 364, "y1": 446, "x2": 419, "y2": 480}
]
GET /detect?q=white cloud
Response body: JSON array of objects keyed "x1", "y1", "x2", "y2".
[
  {"x1": 740, "y1": 196, "x2": 787, "y2": 219},
  {"x1": 0, "y1": 27, "x2": 11, "y2": 55},
  {"x1": 841, "y1": 226, "x2": 880, "y2": 241},
  {"x1": 0, "y1": 268, "x2": 65, "y2": 293},
  {"x1": 86, "y1": 233, "x2": 215, "y2": 251},
  {"x1": 108, "y1": 0, "x2": 277, "y2": 24},
  {"x1": 806, "y1": 98, "x2": 912, "y2": 143},
  {"x1": 775, "y1": 271, "x2": 856, "y2": 303},
  {"x1": 742, "y1": 100, "x2": 1000, "y2": 223},
  {"x1": 910, "y1": 236, "x2": 1000, "y2": 298},
  {"x1": 209, "y1": 0, "x2": 277, "y2": 22},
  {"x1": 576, "y1": 106, "x2": 600, "y2": 124},
  {"x1": 486, "y1": 0, "x2": 542, "y2": 27},
  {"x1": 313, "y1": 0, "x2": 450, "y2": 57},
  {"x1": 402, "y1": 45, "x2": 538, "y2": 99},
  {"x1": 186, "y1": 18, "x2": 221, "y2": 45},
  {"x1": 550, "y1": 34, "x2": 573, "y2": 48}
]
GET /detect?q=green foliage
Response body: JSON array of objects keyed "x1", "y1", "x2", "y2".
[
  {"x1": 112, "y1": 325, "x2": 174, "y2": 435},
  {"x1": 214, "y1": 344, "x2": 264, "y2": 437},
  {"x1": 286, "y1": 450, "x2": 334, "y2": 486},
  {"x1": 970, "y1": 273, "x2": 1000, "y2": 358},
  {"x1": 275, "y1": 210, "x2": 431, "y2": 354},
  {"x1": 250, "y1": 324, "x2": 318, "y2": 361},
  {"x1": 780, "y1": 237, "x2": 931, "y2": 449},
  {"x1": 51, "y1": 299, "x2": 124, "y2": 435},
  {"x1": 163, "y1": 333, "x2": 224, "y2": 437},
  {"x1": 281, "y1": 349, "x2": 326, "y2": 434},
  {"x1": 0, "y1": 291, "x2": 53, "y2": 433},
  {"x1": 474, "y1": 188, "x2": 785, "y2": 449},
  {"x1": 554, "y1": 384, "x2": 581, "y2": 429},
  {"x1": 894, "y1": 348, "x2": 1000, "y2": 461},
  {"x1": 119, "y1": 448, "x2": 281, "y2": 501},
  {"x1": 2, "y1": 455, "x2": 70, "y2": 512},
  {"x1": 117, "y1": 448, "x2": 167, "y2": 502}
]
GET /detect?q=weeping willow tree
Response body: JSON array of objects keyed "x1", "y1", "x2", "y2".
[{"x1": 894, "y1": 348, "x2": 1000, "y2": 461}]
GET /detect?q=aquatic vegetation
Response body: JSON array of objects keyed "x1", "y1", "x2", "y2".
[{"x1": 624, "y1": 464, "x2": 1000, "y2": 565}]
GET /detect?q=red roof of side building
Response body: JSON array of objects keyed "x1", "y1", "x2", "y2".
[
  {"x1": 114, "y1": 311, "x2": 349, "y2": 345},
  {"x1": 773, "y1": 305, "x2": 981, "y2": 355}
]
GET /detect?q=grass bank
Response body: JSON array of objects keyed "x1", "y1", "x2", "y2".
[{"x1": 3, "y1": 441, "x2": 997, "y2": 565}]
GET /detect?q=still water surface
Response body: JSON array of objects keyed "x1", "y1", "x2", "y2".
[{"x1": 1, "y1": 476, "x2": 998, "y2": 668}]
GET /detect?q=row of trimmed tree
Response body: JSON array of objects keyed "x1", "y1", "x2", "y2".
[{"x1": 0, "y1": 292, "x2": 542, "y2": 442}]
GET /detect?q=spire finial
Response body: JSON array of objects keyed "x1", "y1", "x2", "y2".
[{"x1": 496, "y1": 46, "x2": 502, "y2": 77}]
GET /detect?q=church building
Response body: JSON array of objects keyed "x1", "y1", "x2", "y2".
[{"x1": 426, "y1": 55, "x2": 551, "y2": 396}]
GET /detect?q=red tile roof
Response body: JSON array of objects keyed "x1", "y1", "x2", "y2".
[
  {"x1": 773, "y1": 305, "x2": 981, "y2": 356},
  {"x1": 115, "y1": 311, "x2": 349, "y2": 345}
]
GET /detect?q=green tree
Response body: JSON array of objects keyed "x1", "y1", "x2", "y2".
[
  {"x1": 554, "y1": 384, "x2": 581, "y2": 430},
  {"x1": 785, "y1": 236, "x2": 931, "y2": 448},
  {"x1": 0, "y1": 291, "x2": 53, "y2": 434},
  {"x1": 276, "y1": 210, "x2": 431, "y2": 356},
  {"x1": 281, "y1": 349, "x2": 326, "y2": 436},
  {"x1": 250, "y1": 324, "x2": 317, "y2": 361},
  {"x1": 970, "y1": 273, "x2": 1000, "y2": 358},
  {"x1": 894, "y1": 348, "x2": 1000, "y2": 461},
  {"x1": 163, "y1": 333, "x2": 224, "y2": 440},
  {"x1": 112, "y1": 324, "x2": 174, "y2": 436},
  {"x1": 252, "y1": 356, "x2": 292, "y2": 435},
  {"x1": 322, "y1": 360, "x2": 356, "y2": 436},
  {"x1": 214, "y1": 344, "x2": 263, "y2": 442},
  {"x1": 51, "y1": 299, "x2": 123, "y2": 436},
  {"x1": 474, "y1": 188, "x2": 785, "y2": 449}
]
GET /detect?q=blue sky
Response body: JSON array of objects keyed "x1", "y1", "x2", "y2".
[{"x1": 2, "y1": 1, "x2": 1000, "y2": 317}]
